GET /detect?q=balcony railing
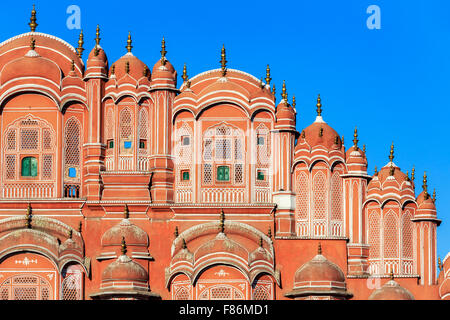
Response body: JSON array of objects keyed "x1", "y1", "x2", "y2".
[
  {"x1": 64, "y1": 184, "x2": 80, "y2": 198},
  {"x1": 2, "y1": 183, "x2": 55, "y2": 198}
]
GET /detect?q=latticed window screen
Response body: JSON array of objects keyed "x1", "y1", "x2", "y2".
[
  {"x1": 174, "y1": 287, "x2": 190, "y2": 300},
  {"x1": 42, "y1": 129, "x2": 52, "y2": 150},
  {"x1": 313, "y1": 171, "x2": 327, "y2": 220},
  {"x1": 64, "y1": 118, "x2": 81, "y2": 166},
  {"x1": 105, "y1": 108, "x2": 114, "y2": 140},
  {"x1": 211, "y1": 286, "x2": 232, "y2": 300},
  {"x1": 384, "y1": 212, "x2": 399, "y2": 258},
  {"x1": 202, "y1": 124, "x2": 244, "y2": 186},
  {"x1": 295, "y1": 171, "x2": 309, "y2": 235},
  {"x1": 252, "y1": 285, "x2": 270, "y2": 300},
  {"x1": 7, "y1": 129, "x2": 16, "y2": 150},
  {"x1": 0, "y1": 275, "x2": 52, "y2": 300},
  {"x1": 175, "y1": 122, "x2": 193, "y2": 191},
  {"x1": 5, "y1": 155, "x2": 16, "y2": 180},
  {"x1": 20, "y1": 129, "x2": 38, "y2": 150},
  {"x1": 61, "y1": 272, "x2": 82, "y2": 300},
  {"x1": 402, "y1": 212, "x2": 413, "y2": 259},
  {"x1": 368, "y1": 211, "x2": 381, "y2": 259},
  {"x1": 120, "y1": 108, "x2": 133, "y2": 139},
  {"x1": 138, "y1": 108, "x2": 148, "y2": 140},
  {"x1": 42, "y1": 155, "x2": 53, "y2": 180},
  {"x1": 330, "y1": 172, "x2": 343, "y2": 221}
]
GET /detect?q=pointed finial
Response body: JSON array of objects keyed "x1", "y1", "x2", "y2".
[
  {"x1": 219, "y1": 209, "x2": 225, "y2": 233},
  {"x1": 422, "y1": 171, "x2": 428, "y2": 196},
  {"x1": 78, "y1": 221, "x2": 82, "y2": 233},
  {"x1": 110, "y1": 64, "x2": 115, "y2": 76},
  {"x1": 316, "y1": 94, "x2": 322, "y2": 116},
  {"x1": 77, "y1": 30, "x2": 84, "y2": 58},
  {"x1": 432, "y1": 189, "x2": 436, "y2": 203},
  {"x1": 438, "y1": 257, "x2": 443, "y2": 271},
  {"x1": 68, "y1": 229, "x2": 73, "y2": 239},
  {"x1": 182, "y1": 63, "x2": 188, "y2": 82},
  {"x1": 292, "y1": 95, "x2": 296, "y2": 109},
  {"x1": 123, "y1": 204, "x2": 129, "y2": 219},
  {"x1": 71, "y1": 60, "x2": 75, "y2": 72},
  {"x1": 374, "y1": 166, "x2": 378, "y2": 176},
  {"x1": 390, "y1": 268, "x2": 395, "y2": 280},
  {"x1": 25, "y1": 203, "x2": 32, "y2": 229},
  {"x1": 389, "y1": 163, "x2": 395, "y2": 176},
  {"x1": 259, "y1": 237, "x2": 264, "y2": 248},
  {"x1": 272, "y1": 83, "x2": 276, "y2": 97},
  {"x1": 174, "y1": 226, "x2": 179, "y2": 238},
  {"x1": 30, "y1": 37, "x2": 36, "y2": 51},
  {"x1": 411, "y1": 166, "x2": 415, "y2": 182},
  {"x1": 341, "y1": 135, "x2": 345, "y2": 146},
  {"x1": 260, "y1": 77, "x2": 264, "y2": 89},
  {"x1": 182, "y1": 238, "x2": 187, "y2": 249},
  {"x1": 363, "y1": 144, "x2": 366, "y2": 153},
  {"x1": 334, "y1": 135, "x2": 339, "y2": 145},
  {"x1": 29, "y1": 4, "x2": 38, "y2": 32},
  {"x1": 126, "y1": 31, "x2": 133, "y2": 53},
  {"x1": 405, "y1": 171, "x2": 410, "y2": 182},
  {"x1": 160, "y1": 37, "x2": 167, "y2": 62},
  {"x1": 281, "y1": 80, "x2": 288, "y2": 103},
  {"x1": 125, "y1": 61, "x2": 130, "y2": 74},
  {"x1": 95, "y1": 25, "x2": 101, "y2": 47},
  {"x1": 143, "y1": 67, "x2": 149, "y2": 77},
  {"x1": 318, "y1": 242, "x2": 322, "y2": 255},
  {"x1": 353, "y1": 127, "x2": 359, "y2": 150},
  {"x1": 319, "y1": 127, "x2": 324, "y2": 138},
  {"x1": 268, "y1": 226, "x2": 272, "y2": 239},
  {"x1": 389, "y1": 142, "x2": 394, "y2": 162},
  {"x1": 121, "y1": 236, "x2": 127, "y2": 255},
  {"x1": 220, "y1": 44, "x2": 227, "y2": 77},
  {"x1": 265, "y1": 64, "x2": 271, "y2": 85}
]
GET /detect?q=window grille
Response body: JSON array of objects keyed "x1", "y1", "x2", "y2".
[
  {"x1": 384, "y1": 212, "x2": 399, "y2": 258},
  {"x1": 0, "y1": 275, "x2": 52, "y2": 300},
  {"x1": 252, "y1": 285, "x2": 270, "y2": 300},
  {"x1": 5, "y1": 155, "x2": 16, "y2": 180},
  {"x1": 7, "y1": 129, "x2": 16, "y2": 150},
  {"x1": 20, "y1": 129, "x2": 38, "y2": 150},
  {"x1": 61, "y1": 272, "x2": 82, "y2": 300},
  {"x1": 120, "y1": 108, "x2": 132, "y2": 139},
  {"x1": 368, "y1": 211, "x2": 381, "y2": 259},
  {"x1": 42, "y1": 155, "x2": 53, "y2": 180},
  {"x1": 174, "y1": 287, "x2": 190, "y2": 300}
]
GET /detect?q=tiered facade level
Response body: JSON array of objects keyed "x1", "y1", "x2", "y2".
[{"x1": 0, "y1": 8, "x2": 449, "y2": 300}]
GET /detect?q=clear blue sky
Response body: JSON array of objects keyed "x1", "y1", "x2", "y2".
[{"x1": 1, "y1": 1, "x2": 449, "y2": 260}]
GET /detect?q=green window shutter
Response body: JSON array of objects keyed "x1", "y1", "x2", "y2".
[
  {"x1": 217, "y1": 166, "x2": 229, "y2": 181},
  {"x1": 182, "y1": 171, "x2": 190, "y2": 180},
  {"x1": 224, "y1": 166, "x2": 229, "y2": 181},
  {"x1": 21, "y1": 157, "x2": 38, "y2": 177},
  {"x1": 257, "y1": 170, "x2": 265, "y2": 180}
]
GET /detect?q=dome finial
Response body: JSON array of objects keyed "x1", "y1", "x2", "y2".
[
  {"x1": 219, "y1": 209, "x2": 225, "y2": 233},
  {"x1": 390, "y1": 268, "x2": 395, "y2": 280},
  {"x1": 220, "y1": 44, "x2": 227, "y2": 77},
  {"x1": 182, "y1": 63, "x2": 188, "y2": 83},
  {"x1": 353, "y1": 127, "x2": 359, "y2": 150},
  {"x1": 77, "y1": 29, "x2": 84, "y2": 58},
  {"x1": 160, "y1": 37, "x2": 167, "y2": 62},
  {"x1": 71, "y1": 60, "x2": 75, "y2": 72},
  {"x1": 123, "y1": 204, "x2": 129, "y2": 219},
  {"x1": 318, "y1": 242, "x2": 322, "y2": 255},
  {"x1": 316, "y1": 94, "x2": 322, "y2": 116},
  {"x1": 281, "y1": 80, "x2": 288, "y2": 103},
  {"x1": 265, "y1": 64, "x2": 271, "y2": 85},
  {"x1": 125, "y1": 61, "x2": 130, "y2": 74},
  {"x1": 121, "y1": 236, "x2": 127, "y2": 255},
  {"x1": 68, "y1": 229, "x2": 73, "y2": 240},
  {"x1": 389, "y1": 163, "x2": 395, "y2": 176},
  {"x1": 389, "y1": 142, "x2": 394, "y2": 162},
  {"x1": 438, "y1": 257, "x2": 443, "y2": 271},
  {"x1": 374, "y1": 166, "x2": 378, "y2": 176},
  {"x1": 95, "y1": 24, "x2": 101, "y2": 47},
  {"x1": 271, "y1": 83, "x2": 276, "y2": 97},
  {"x1": 174, "y1": 226, "x2": 179, "y2": 238},
  {"x1": 363, "y1": 144, "x2": 366, "y2": 153},
  {"x1": 29, "y1": 4, "x2": 38, "y2": 32},
  {"x1": 432, "y1": 188, "x2": 436, "y2": 203},
  {"x1": 422, "y1": 171, "x2": 428, "y2": 198},
  {"x1": 25, "y1": 203, "x2": 32, "y2": 229},
  {"x1": 292, "y1": 95, "x2": 296, "y2": 109},
  {"x1": 182, "y1": 238, "x2": 187, "y2": 249},
  {"x1": 126, "y1": 31, "x2": 132, "y2": 53},
  {"x1": 30, "y1": 37, "x2": 36, "y2": 51},
  {"x1": 411, "y1": 166, "x2": 415, "y2": 182}
]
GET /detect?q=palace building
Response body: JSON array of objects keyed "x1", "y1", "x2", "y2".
[{"x1": 0, "y1": 7, "x2": 448, "y2": 300}]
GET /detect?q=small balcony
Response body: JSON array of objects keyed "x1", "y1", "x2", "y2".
[{"x1": 63, "y1": 184, "x2": 81, "y2": 198}]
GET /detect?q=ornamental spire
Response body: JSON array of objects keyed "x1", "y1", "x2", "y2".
[
  {"x1": 123, "y1": 204, "x2": 129, "y2": 219},
  {"x1": 77, "y1": 29, "x2": 84, "y2": 58},
  {"x1": 182, "y1": 63, "x2": 188, "y2": 82},
  {"x1": 318, "y1": 242, "x2": 322, "y2": 255},
  {"x1": 316, "y1": 94, "x2": 322, "y2": 116},
  {"x1": 432, "y1": 189, "x2": 436, "y2": 203},
  {"x1": 374, "y1": 166, "x2": 378, "y2": 176},
  {"x1": 95, "y1": 25, "x2": 101, "y2": 47},
  {"x1": 174, "y1": 226, "x2": 179, "y2": 238},
  {"x1": 220, "y1": 44, "x2": 227, "y2": 77},
  {"x1": 29, "y1": 4, "x2": 38, "y2": 32},
  {"x1": 68, "y1": 229, "x2": 73, "y2": 240},
  {"x1": 281, "y1": 80, "x2": 288, "y2": 103},
  {"x1": 422, "y1": 171, "x2": 428, "y2": 198},
  {"x1": 126, "y1": 31, "x2": 132, "y2": 53},
  {"x1": 30, "y1": 37, "x2": 36, "y2": 51},
  {"x1": 389, "y1": 142, "x2": 394, "y2": 162},
  {"x1": 292, "y1": 95, "x2": 296, "y2": 109},
  {"x1": 219, "y1": 209, "x2": 225, "y2": 233},
  {"x1": 265, "y1": 64, "x2": 271, "y2": 85},
  {"x1": 25, "y1": 203, "x2": 32, "y2": 229},
  {"x1": 121, "y1": 236, "x2": 127, "y2": 255},
  {"x1": 160, "y1": 37, "x2": 167, "y2": 62},
  {"x1": 353, "y1": 127, "x2": 359, "y2": 150},
  {"x1": 272, "y1": 84, "x2": 276, "y2": 97}
]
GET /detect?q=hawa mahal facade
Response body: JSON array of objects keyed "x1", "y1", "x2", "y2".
[{"x1": 0, "y1": 7, "x2": 448, "y2": 301}]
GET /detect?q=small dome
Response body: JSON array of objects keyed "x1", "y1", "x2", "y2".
[
  {"x1": 294, "y1": 252, "x2": 346, "y2": 284},
  {"x1": 369, "y1": 279, "x2": 414, "y2": 300},
  {"x1": 300, "y1": 120, "x2": 341, "y2": 150},
  {"x1": 276, "y1": 103, "x2": 296, "y2": 123},
  {"x1": 346, "y1": 145, "x2": 367, "y2": 165},
  {"x1": 111, "y1": 53, "x2": 149, "y2": 81},
  {"x1": 85, "y1": 45, "x2": 108, "y2": 79},
  {"x1": 101, "y1": 218, "x2": 148, "y2": 247},
  {"x1": 1, "y1": 50, "x2": 61, "y2": 86},
  {"x1": 102, "y1": 254, "x2": 148, "y2": 283}
]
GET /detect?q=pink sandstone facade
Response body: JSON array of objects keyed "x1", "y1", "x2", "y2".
[{"x1": 0, "y1": 7, "x2": 448, "y2": 300}]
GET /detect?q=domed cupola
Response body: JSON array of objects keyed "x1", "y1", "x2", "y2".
[
  {"x1": 294, "y1": 95, "x2": 345, "y2": 165},
  {"x1": 150, "y1": 38, "x2": 177, "y2": 89},
  {"x1": 275, "y1": 81, "x2": 296, "y2": 130},
  {"x1": 91, "y1": 238, "x2": 160, "y2": 300},
  {"x1": 345, "y1": 127, "x2": 367, "y2": 173},
  {"x1": 99, "y1": 205, "x2": 151, "y2": 260},
  {"x1": 84, "y1": 25, "x2": 108, "y2": 80},
  {"x1": 109, "y1": 32, "x2": 150, "y2": 86},
  {"x1": 369, "y1": 272, "x2": 414, "y2": 300},
  {"x1": 416, "y1": 172, "x2": 438, "y2": 219},
  {"x1": 1, "y1": 37, "x2": 62, "y2": 89},
  {"x1": 285, "y1": 243, "x2": 352, "y2": 300}
]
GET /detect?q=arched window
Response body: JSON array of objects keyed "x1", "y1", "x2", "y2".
[
  {"x1": 0, "y1": 275, "x2": 52, "y2": 300},
  {"x1": 137, "y1": 107, "x2": 149, "y2": 171},
  {"x1": 174, "y1": 121, "x2": 194, "y2": 203},
  {"x1": 105, "y1": 107, "x2": 115, "y2": 170},
  {"x1": 384, "y1": 211, "x2": 399, "y2": 273},
  {"x1": 61, "y1": 264, "x2": 83, "y2": 300},
  {"x1": 368, "y1": 209, "x2": 381, "y2": 274},
  {"x1": 330, "y1": 170, "x2": 343, "y2": 236},
  {"x1": 119, "y1": 108, "x2": 133, "y2": 153},
  {"x1": 401, "y1": 211, "x2": 413, "y2": 274}
]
